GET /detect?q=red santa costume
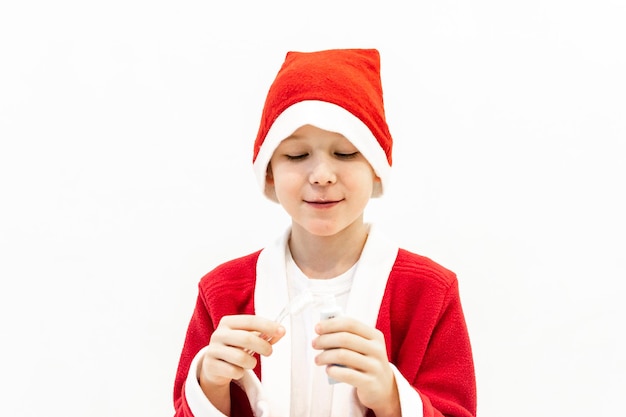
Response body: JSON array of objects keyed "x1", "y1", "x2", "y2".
[{"x1": 173, "y1": 49, "x2": 476, "y2": 417}]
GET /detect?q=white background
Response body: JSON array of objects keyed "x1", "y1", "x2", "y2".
[{"x1": 1, "y1": 1, "x2": 625, "y2": 416}]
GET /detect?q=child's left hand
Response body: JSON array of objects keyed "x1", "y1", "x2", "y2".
[{"x1": 312, "y1": 317, "x2": 401, "y2": 417}]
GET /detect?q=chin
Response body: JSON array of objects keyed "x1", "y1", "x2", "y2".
[
  {"x1": 293, "y1": 219, "x2": 331, "y2": 234},
  {"x1": 299, "y1": 221, "x2": 351, "y2": 238}
]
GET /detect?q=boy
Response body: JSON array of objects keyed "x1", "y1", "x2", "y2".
[{"x1": 173, "y1": 48, "x2": 476, "y2": 417}]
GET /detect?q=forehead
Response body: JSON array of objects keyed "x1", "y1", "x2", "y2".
[{"x1": 279, "y1": 124, "x2": 355, "y2": 146}]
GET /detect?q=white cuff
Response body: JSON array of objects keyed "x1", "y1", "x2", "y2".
[
  {"x1": 184, "y1": 346, "x2": 272, "y2": 417},
  {"x1": 391, "y1": 363, "x2": 424, "y2": 417},
  {"x1": 184, "y1": 346, "x2": 226, "y2": 417}
]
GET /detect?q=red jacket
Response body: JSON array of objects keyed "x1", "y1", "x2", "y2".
[{"x1": 173, "y1": 248, "x2": 476, "y2": 417}]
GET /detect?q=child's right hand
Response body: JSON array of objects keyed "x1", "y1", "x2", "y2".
[{"x1": 199, "y1": 315, "x2": 286, "y2": 388}]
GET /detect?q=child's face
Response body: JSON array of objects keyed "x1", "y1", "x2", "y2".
[{"x1": 267, "y1": 124, "x2": 380, "y2": 238}]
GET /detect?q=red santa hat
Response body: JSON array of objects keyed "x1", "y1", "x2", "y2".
[{"x1": 252, "y1": 48, "x2": 393, "y2": 202}]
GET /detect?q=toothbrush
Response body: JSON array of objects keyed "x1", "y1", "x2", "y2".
[
  {"x1": 272, "y1": 289, "x2": 314, "y2": 324},
  {"x1": 245, "y1": 290, "x2": 314, "y2": 354}
]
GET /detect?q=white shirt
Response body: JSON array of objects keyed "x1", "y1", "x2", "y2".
[{"x1": 285, "y1": 250, "x2": 356, "y2": 417}]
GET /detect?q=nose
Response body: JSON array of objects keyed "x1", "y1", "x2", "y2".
[{"x1": 308, "y1": 156, "x2": 337, "y2": 185}]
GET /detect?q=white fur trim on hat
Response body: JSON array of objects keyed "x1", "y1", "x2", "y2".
[{"x1": 252, "y1": 100, "x2": 391, "y2": 202}]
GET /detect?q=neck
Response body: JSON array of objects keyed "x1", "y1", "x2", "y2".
[{"x1": 288, "y1": 220, "x2": 369, "y2": 279}]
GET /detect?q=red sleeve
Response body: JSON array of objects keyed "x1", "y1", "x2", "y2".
[
  {"x1": 172, "y1": 252, "x2": 260, "y2": 417},
  {"x1": 378, "y1": 249, "x2": 477, "y2": 417},
  {"x1": 417, "y1": 279, "x2": 476, "y2": 417},
  {"x1": 173, "y1": 292, "x2": 214, "y2": 416}
]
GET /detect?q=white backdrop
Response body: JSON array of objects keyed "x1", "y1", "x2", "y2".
[{"x1": 1, "y1": 1, "x2": 625, "y2": 416}]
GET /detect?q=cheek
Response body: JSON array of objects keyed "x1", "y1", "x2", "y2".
[
  {"x1": 272, "y1": 171, "x2": 300, "y2": 196},
  {"x1": 346, "y1": 169, "x2": 376, "y2": 194}
]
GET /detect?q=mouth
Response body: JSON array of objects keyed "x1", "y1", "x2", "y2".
[{"x1": 304, "y1": 198, "x2": 343, "y2": 208}]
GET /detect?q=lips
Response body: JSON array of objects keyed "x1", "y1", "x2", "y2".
[{"x1": 304, "y1": 198, "x2": 343, "y2": 207}]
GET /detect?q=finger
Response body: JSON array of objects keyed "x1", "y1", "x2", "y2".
[
  {"x1": 325, "y1": 362, "x2": 358, "y2": 385},
  {"x1": 220, "y1": 315, "x2": 285, "y2": 338},
  {"x1": 217, "y1": 328, "x2": 278, "y2": 357},
  {"x1": 325, "y1": 362, "x2": 390, "y2": 393},
  {"x1": 315, "y1": 347, "x2": 372, "y2": 372},
  {"x1": 263, "y1": 324, "x2": 287, "y2": 345},
  {"x1": 315, "y1": 316, "x2": 379, "y2": 340},
  {"x1": 313, "y1": 331, "x2": 383, "y2": 358},
  {"x1": 318, "y1": 351, "x2": 394, "y2": 393},
  {"x1": 215, "y1": 315, "x2": 286, "y2": 354},
  {"x1": 209, "y1": 343, "x2": 258, "y2": 369},
  {"x1": 202, "y1": 353, "x2": 248, "y2": 383},
  {"x1": 219, "y1": 315, "x2": 286, "y2": 347},
  {"x1": 201, "y1": 343, "x2": 256, "y2": 386}
]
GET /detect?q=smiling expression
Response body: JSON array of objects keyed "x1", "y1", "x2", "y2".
[{"x1": 267, "y1": 124, "x2": 380, "y2": 238}]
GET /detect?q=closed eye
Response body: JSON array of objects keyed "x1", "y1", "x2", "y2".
[
  {"x1": 285, "y1": 153, "x2": 309, "y2": 161},
  {"x1": 335, "y1": 152, "x2": 359, "y2": 159}
]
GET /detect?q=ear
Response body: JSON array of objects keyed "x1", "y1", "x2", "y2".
[
  {"x1": 264, "y1": 165, "x2": 279, "y2": 202},
  {"x1": 266, "y1": 164, "x2": 274, "y2": 185},
  {"x1": 371, "y1": 175, "x2": 383, "y2": 198}
]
